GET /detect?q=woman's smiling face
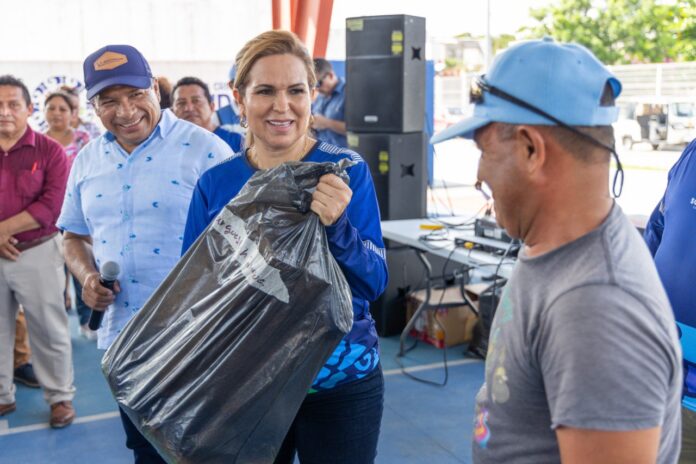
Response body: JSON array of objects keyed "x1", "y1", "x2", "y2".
[{"x1": 237, "y1": 53, "x2": 314, "y2": 153}]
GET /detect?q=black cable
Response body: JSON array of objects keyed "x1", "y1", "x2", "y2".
[
  {"x1": 428, "y1": 185, "x2": 440, "y2": 218},
  {"x1": 428, "y1": 183, "x2": 456, "y2": 217},
  {"x1": 399, "y1": 215, "x2": 518, "y2": 386},
  {"x1": 457, "y1": 265, "x2": 479, "y2": 317},
  {"x1": 427, "y1": 116, "x2": 456, "y2": 217},
  {"x1": 429, "y1": 203, "x2": 488, "y2": 230},
  {"x1": 417, "y1": 228, "x2": 452, "y2": 251},
  {"x1": 397, "y1": 246, "x2": 454, "y2": 355},
  {"x1": 396, "y1": 246, "x2": 461, "y2": 387},
  {"x1": 388, "y1": 246, "x2": 430, "y2": 319}
]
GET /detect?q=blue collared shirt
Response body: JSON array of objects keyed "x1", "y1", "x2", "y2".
[
  {"x1": 58, "y1": 110, "x2": 233, "y2": 349},
  {"x1": 312, "y1": 78, "x2": 347, "y2": 148}
]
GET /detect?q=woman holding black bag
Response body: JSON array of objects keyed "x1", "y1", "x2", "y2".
[{"x1": 182, "y1": 30, "x2": 388, "y2": 464}]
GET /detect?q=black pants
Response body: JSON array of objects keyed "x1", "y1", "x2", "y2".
[
  {"x1": 274, "y1": 366, "x2": 385, "y2": 464},
  {"x1": 119, "y1": 408, "x2": 166, "y2": 464},
  {"x1": 118, "y1": 366, "x2": 384, "y2": 464}
]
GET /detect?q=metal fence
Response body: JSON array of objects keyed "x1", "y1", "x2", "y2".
[
  {"x1": 610, "y1": 62, "x2": 696, "y2": 99},
  {"x1": 435, "y1": 61, "x2": 696, "y2": 111}
]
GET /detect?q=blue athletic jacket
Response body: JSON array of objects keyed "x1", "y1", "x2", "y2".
[
  {"x1": 182, "y1": 141, "x2": 388, "y2": 391},
  {"x1": 645, "y1": 140, "x2": 696, "y2": 411}
]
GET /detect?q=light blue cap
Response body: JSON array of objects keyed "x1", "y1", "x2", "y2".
[{"x1": 431, "y1": 37, "x2": 622, "y2": 143}]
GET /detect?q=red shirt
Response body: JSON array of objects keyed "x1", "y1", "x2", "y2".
[{"x1": 0, "y1": 126, "x2": 68, "y2": 242}]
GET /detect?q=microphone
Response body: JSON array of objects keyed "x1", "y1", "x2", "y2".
[{"x1": 87, "y1": 261, "x2": 120, "y2": 331}]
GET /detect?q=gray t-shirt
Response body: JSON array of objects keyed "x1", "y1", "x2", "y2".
[{"x1": 472, "y1": 204, "x2": 682, "y2": 464}]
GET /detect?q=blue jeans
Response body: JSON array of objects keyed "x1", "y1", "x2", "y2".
[
  {"x1": 274, "y1": 366, "x2": 385, "y2": 464},
  {"x1": 72, "y1": 276, "x2": 91, "y2": 326},
  {"x1": 119, "y1": 408, "x2": 166, "y2": 464}
]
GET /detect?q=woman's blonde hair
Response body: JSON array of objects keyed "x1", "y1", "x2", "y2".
[{"x1": 234, "y1": 30, "x2": 317, "y2": 147}]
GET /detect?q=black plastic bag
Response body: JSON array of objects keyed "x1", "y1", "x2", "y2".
[{"x1": 102, "y1": 160, "x2": 355, "y2": 464}]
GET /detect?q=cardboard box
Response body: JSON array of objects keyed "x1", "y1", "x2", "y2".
[{"x1": 405, "y1": 285, "x2": 480, "y2": 348}]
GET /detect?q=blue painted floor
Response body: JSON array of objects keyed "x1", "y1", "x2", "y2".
[{"x1": 0, "y1": 315, "x2": 483, "y2": 464}]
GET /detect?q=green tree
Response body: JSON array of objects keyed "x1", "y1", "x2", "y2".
[
  {"x1": 493, "y1": 34, "x2": 516, "y2": 54},
  {"x1": 524, "y1": 0, "x2": 696, "y2": 64}
]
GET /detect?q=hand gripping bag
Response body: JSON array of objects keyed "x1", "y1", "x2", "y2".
[{"x1": 102, "y1": 160, "x2": 355, "y2": 463}]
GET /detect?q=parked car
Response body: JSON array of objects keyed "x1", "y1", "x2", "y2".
[
  {"x1": 614, "y1": 98, "x2": 696, "y2": 150},
  {"x1": 613, "y1": 102, "x2": 642, "y2": 149}
]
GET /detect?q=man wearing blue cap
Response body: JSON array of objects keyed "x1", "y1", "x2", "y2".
[
  {"x1": 58, "y1": 44, "x2": 233, "y2": 463},
  {"x1": 432, "y1": 38, "x2": 682, "y2": 463},
  {"x1": 213, "y1": 63, "x2": 245, "y2": 139}
]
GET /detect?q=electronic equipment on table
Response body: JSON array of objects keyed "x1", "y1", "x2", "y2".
[{"x1": 474, "y1": 216, "x2": 513, "y2": 243}]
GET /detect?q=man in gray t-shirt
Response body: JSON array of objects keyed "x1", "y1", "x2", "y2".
[
  {"x1": 474, "y1": 204, "x2": 681, "y2": 463},
  {"x1": 431, "y1": 38, "x2": 682, "y2": 464}
]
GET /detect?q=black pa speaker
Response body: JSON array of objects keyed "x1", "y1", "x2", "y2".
[
  {"x1": 345, "y1": 15, "x2": 426, "y2": 133},
  {"x1": 348, "y1": 131, "x2": 427, "y2": 221},
  {"x1": 371, "y1": 244, "x2": 425, "y2": 336},
  {"x1": 469, "y1": 285, "x2": 504, "y2": 359}
]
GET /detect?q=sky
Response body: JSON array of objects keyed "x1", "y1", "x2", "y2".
[
  {"x1": 0, "y1": 0, "x2": 552, "y2": 62},
  {"x1": 331, "y1": 0, "x2": 550, "y2": 38}
]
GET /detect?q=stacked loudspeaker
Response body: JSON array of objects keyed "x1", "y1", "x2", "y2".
[
  {"x1": 346, "y1": 14, "x2": 427, "y2": 221},
  {"x1": 345, "y1": 15, "x2": 428, "y2": 335}
]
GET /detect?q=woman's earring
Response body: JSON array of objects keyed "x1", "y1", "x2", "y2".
[{"x1": 240, "y1": 116, "x2": 248, "y2": 128}]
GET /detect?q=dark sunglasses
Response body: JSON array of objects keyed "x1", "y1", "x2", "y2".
[
  {"x1": 316, "y1": 75, "x2": 327, "y2": 88},
  {"x1": 470, "y1": 76, "x2": 624, "y2": 197}
]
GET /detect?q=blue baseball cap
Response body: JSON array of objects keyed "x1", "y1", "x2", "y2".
[
  {"x1": 431, "y1": 37, "x2": 622, "y2": 143},
  {"x1": 228, "y1": 63, "x2": 237, "y2": 82},
  {"x1": 83, "y1": 44, "x2": 153, "y2": 100}
]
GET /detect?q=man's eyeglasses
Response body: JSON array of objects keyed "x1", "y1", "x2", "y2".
[
  {"x1": 316, "y1": 75, "x2": 327, "y2": 88},
  {"x1": 470, "y1": 76, "x2": 624, "y2": 197}
]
